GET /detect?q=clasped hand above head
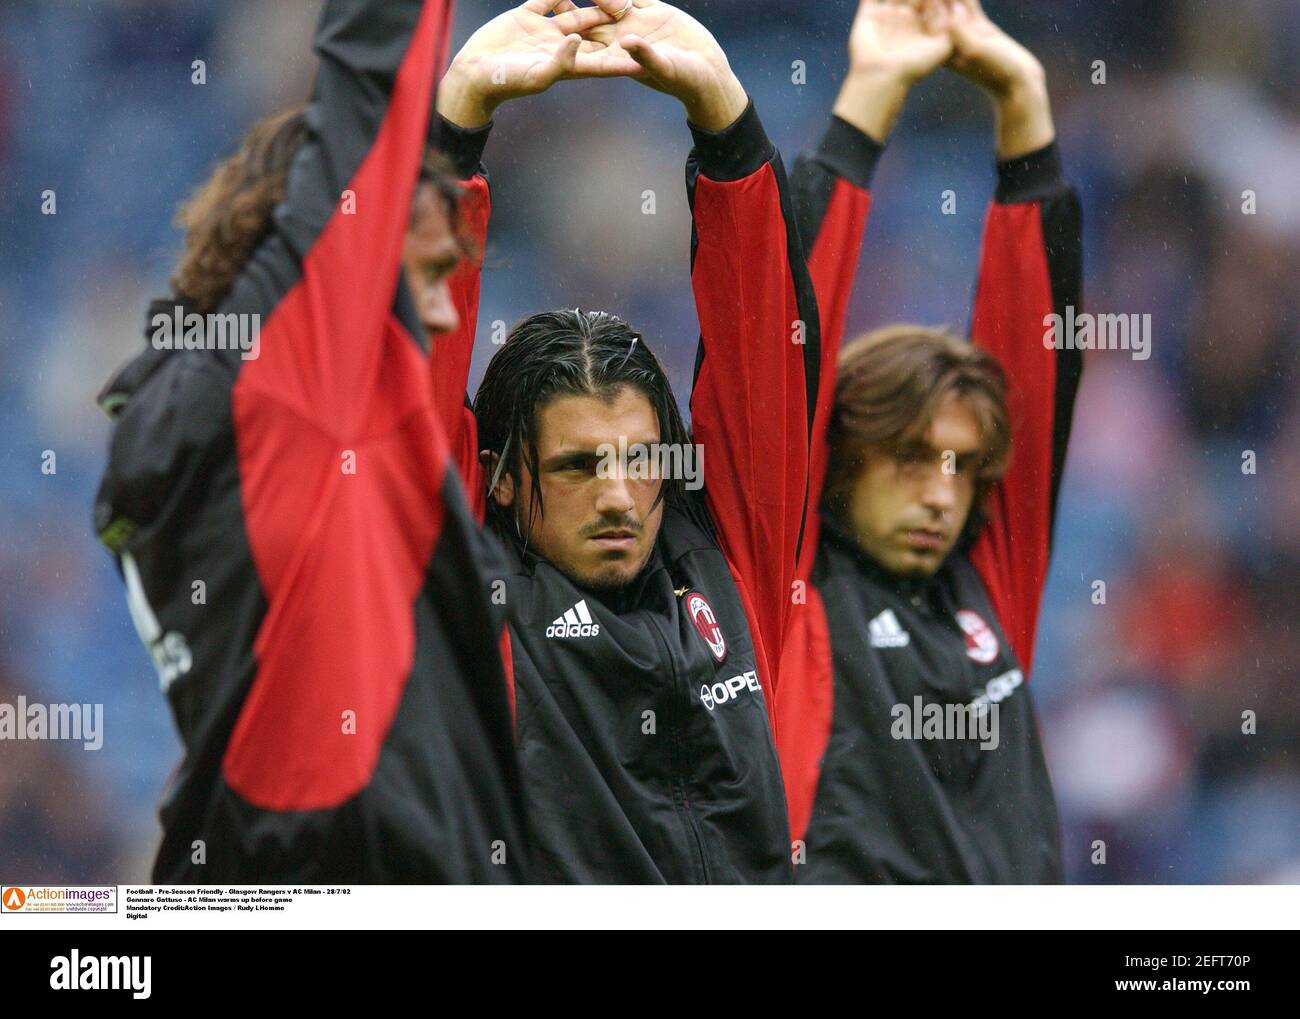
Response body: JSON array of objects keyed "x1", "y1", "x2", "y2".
[{"x1": 437, "y1": 0, "x2": 749, "y2": 134}]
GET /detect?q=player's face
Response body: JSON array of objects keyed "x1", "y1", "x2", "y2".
[
  {"x1": 402, "y1": 184, "x2": 462, "y2": 339},
  {"x1": 846, "y1": 392, "x2": 984, "y2": 578},
  {"x1": 495, "y1": 386, "x2": 665, "y2": 593}
]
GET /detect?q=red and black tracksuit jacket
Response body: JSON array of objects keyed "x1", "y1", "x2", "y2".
[
  {"x1": 93, "y1": 0, "x2": 527, "y2": 883},
  {"x1": 435, "y1": 100, "x2": 820, "y2": 883},
  {"x1": 775, "y1": 117, "x2": 1084, "y2": 883}
]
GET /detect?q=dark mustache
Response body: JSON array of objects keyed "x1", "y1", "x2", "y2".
[{"x1": 581, "y1": 516, "x2": 642, "y2": 539}]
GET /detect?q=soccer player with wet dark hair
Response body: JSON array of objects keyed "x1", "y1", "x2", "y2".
[{"x1": 433, "y1": 0, "x2": 822, "y2": 882}]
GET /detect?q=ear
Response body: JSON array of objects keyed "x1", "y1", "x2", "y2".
[{"x1": 480, "y1": 449, "x2": 515, "y2": 507}]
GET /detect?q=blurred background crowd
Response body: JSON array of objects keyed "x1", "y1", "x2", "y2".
[{"x1": 0, "y1": 0, "x2": 1295, "y2": 884}]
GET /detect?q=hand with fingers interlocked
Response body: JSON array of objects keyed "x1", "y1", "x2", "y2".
[
  {"x1": 438, "y1": 0, "x2": 625, "y2": 129},
  {"x1": 943, "y1": 0, "x2": 1054, "y2": 157},
  {"x1": 831, "y1": 0, "x2": 953, "y2": 142},
  {"x1": 828, "y1": 0, "x2": 1054, "y2": 155},
  {"x1": 564, "y1": 0, "x2": 749, "y2": 131},
  {"x1": 438, "y1": 0, "x2": 748, "y2": 133}
]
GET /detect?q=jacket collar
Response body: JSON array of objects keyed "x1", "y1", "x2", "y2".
[
  {"x1": 96, "y1": 297, "x2": 188, "y2": 420},
  {"x1": 493, "y1": 508, "x2": 669, "y2": 615}
]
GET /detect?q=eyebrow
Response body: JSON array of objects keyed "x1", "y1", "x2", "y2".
[
  {"x1": 897, "y1": 439, "x2": 984, "y2": 459},
  {"x1": 539, "y1": 449, "x2": 602, "y2": 469},
  {"x1": 422, "y1": 249, "x2": 461, "y2": 272},
  {"x1": 538, "y1": 436, "x2": 661, "y2": 470}
]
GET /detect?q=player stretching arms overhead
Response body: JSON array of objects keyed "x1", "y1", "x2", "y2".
[
  {"x1": 775, "y1": 0, "x2": 1083, "y2": 882},
  {"x1": 91, "y1": 0, "x2": 627, "y2": 882},
  {"x1": 432, "y1": 0, "x2": 820, "y2": 882}
]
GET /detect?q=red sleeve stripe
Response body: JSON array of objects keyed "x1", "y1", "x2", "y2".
[
  {"x1": 800, "y1": 178, "x2": 871, "y2": 581},
  {"x1": 433, "y1": 173, "x2": 490, "y2": 458},
  {"x1": 225, "y1": 0, "x2": 459, "y2": 810},
  {"x1": 774, "y1": 590, "x2": 835, "y2": 845},
  {"x1": 968, "y1": 201, "x2": 1058, "y2": 671}
]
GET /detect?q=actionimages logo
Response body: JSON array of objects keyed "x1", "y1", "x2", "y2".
[
  {"x1": 2, "y1": 885, "x2": 117, "y2": 914},
  {"x1": 50, "y1": 950, "x2": 151, "y2": 999}
]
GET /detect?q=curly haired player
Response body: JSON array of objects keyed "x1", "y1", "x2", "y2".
[{"x1": 89, "y1": 0, "x2": 645, "y2": 882}]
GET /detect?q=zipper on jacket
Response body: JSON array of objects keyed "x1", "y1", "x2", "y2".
[{"x1": 647, "y1": 612, "x2": 711, "y2": 884}]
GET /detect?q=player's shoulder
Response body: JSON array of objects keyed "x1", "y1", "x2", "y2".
[
  {"x1": 95, "y1": 300, "x2": 240, "y2": 542},
  {"x1": 100, "y1": 338, "x2": 234, "y2": 453}
]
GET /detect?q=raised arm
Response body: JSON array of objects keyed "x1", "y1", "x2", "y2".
[
  {"x1": 796, "y1": 0, "x2": 957, "y2": 353},
  {"x1": 947, "y1": 0, "x2": 1083, "y2": 670},
  {"x1": 430, "y1": 115, "x2": 493, "y2": 505},
  {"x1": 790, "y1": 0, "x2": 953, "y2": 577},
  {"x1": 532, "y1": 1, "x2": 816, "y2": 687},
  {"x1": 685, "y1": 101, "x2": 817, "y2": 695},
  {"x1": 97, "y1": 0, "x2": 458, "y2": 576},
  {"x1": 427, "y1": 0, "x2": 626, "y2": 509},
  {"x1": 231, "y1": 0, "x2": 458, "y2": 435}
]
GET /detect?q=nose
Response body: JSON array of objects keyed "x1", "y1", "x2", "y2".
[
  {"x1": 421, "y1": 280, "x2": 459, "y2": 339},
  {"x1": 593, "y1": 471, "x2": 637, "y2": 519},
  {"x1": 919, "y1": 463, "x2": 958, "y2": 516}
]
